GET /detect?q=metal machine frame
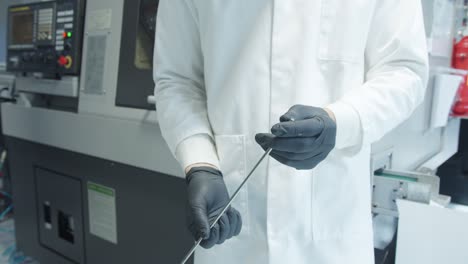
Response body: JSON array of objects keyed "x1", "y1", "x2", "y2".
[{"x1": 2, "y1": 0, "x2": 192, "y2": 263}]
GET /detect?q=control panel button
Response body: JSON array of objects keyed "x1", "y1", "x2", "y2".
[
  {"x1": 61, "y1": 31, "x2": 72, "y2": 39},
  {"x1": 57, "y1": 17, "x2": 73, "y2": 23},
  {"x1": 9, "y1": 57, "x2": 19, "y2": 67},
  {"x1": 58, "y1": 55, "x2": 73, "y2": 69},
  {"x1": 58, "y1": 56, "x2": 68, "y2": 66}
]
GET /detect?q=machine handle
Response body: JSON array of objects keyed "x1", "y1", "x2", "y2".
[{"x1": 147, "y1": 95, "x2": 156, "y2": 106}]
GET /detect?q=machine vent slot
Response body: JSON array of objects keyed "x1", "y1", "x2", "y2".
[
  {"x1": 83, "y1": 34, "x2": 107, "y2": 95},
  {"x1": 58, "y1": 210, "x2": 75, "y2": 244},
  {"x1": 43, "y1": 201, "x2": 52, "y2": 230}
]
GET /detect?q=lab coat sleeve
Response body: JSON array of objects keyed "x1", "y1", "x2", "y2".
[
  {"x1": 154, "y1": 0, "x2": 220, "y2": 169},
  {"x1": 327, "y1": 0, "x2": 429, "y2": 150}
]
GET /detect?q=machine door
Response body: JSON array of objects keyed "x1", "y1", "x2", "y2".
[
  {"x1": 35, "y1": 168, "x2": 85, "y2": 264},
  {"x1": 116, "y1": 0, "x2": 158, "y2": 110}
]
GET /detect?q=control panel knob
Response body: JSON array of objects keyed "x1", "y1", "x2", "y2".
[
  {"x1": 58, "y1": 55, "x2": 73, "y2": 69},
  {"x1": 58, "y1": 56, "x2": 68, "y2": 66}
]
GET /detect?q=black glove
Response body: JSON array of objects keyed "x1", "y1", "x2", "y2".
[
  {"x1": 186, "y1": 167, "x2": 242, "y2": 249},
  {"x1": 255, "y1": 105, "x2": 337, "y2": 170}
]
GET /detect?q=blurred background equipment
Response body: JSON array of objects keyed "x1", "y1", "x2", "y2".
[
  {"x1": 372, "y1": 1, "x2": 468, "y2": 263},
  {"x1": 452, "y1": 0, "x2": 468, "y2": 117},
  {"x1": 439, "y1": 0, "x2": 468, "y2": 209}
]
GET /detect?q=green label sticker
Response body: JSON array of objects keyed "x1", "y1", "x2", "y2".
[
  {"x1": 88, "y1": 182, "x2": 115, "y2": 196},
  {"x1": 87, "y1": 182, "x2": 117, "y2": 244}
]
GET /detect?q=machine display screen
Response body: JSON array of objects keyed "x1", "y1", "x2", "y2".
[{"x1": 10, "y1": 11, "x2": 34, "y2": 46}]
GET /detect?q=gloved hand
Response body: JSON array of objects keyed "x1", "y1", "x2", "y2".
[
  {"x1": 255, "y1": 105, "x2": 337, "y2": 170},
  {"x1": 186, "y1": 167, "x2": 242, "y2": 249}
]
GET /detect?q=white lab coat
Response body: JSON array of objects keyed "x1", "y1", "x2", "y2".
[{"x1": 154, "y1": 1, "x2": 428, "y2": 263}]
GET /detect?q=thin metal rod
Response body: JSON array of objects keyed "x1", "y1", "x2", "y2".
[
  {"x1": 180, "y1": 148, "x2": 272, "y2": 264},
  {"x1": 180, "y1": 238, "x2": 202, "y2": 264}
]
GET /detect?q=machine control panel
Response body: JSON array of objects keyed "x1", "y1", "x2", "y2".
[{"x1": 6, "y1": 0, "x2": 85, "y2": 75}]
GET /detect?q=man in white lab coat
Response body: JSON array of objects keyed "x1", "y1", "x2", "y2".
[{"x1": 154, "y1": 1, "x2": 428, "y2": 263}]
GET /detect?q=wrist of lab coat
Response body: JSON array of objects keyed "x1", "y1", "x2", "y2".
[
  {"x1": 326, "y1": 102, "x2": 363, "y2": 149},
  {"x1": 175, "y1": 134, "x2": 220, "y2": 173}
]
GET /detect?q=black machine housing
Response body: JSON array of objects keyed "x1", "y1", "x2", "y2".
[
  {"x1": 115, "y1": 0, "x2": 159, "y2": 110},
  {"x1": 6, "y1": 0, "x2": 86, "y2": 76}
]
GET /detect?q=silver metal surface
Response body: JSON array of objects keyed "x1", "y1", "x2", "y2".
[
  {"x1": 372, "y1": 169, "x2": 442, "y2": 217},
  {"x1": 1, "y1": 0, "x2": 161, "y2": 176},
  {"x1": 1, "y1": 103, "x2": 182, "y2": 178},
  {"x1": 78, "y1": 0, "x2": 160, "y2": 122},
  {"x1": 180, "y1": 148, "x2": 272, "y2": 264},
  {"x1": 16, "y1": 76, "x2": 79, "y2": 97},
  {"x1": 0, "y1": 72, "x2": 15, "y2": 99},
  {"x1": 0, "y1": 73, "x2": 15, "y2": 87}
]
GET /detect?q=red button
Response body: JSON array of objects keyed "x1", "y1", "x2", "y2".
[
  {"x1": 58, "y1": 56, "x2": 68, "y2": 66},
  {"x1": 62, "y1": 32, "x2": 67, "y2": 39}
]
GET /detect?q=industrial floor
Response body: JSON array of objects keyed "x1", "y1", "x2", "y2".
[{"x1": 0, "y1": 219, "x2": 38, "y2": 264}]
